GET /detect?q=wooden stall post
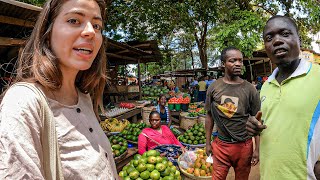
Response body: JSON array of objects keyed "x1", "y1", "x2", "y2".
[
  {"x1": 249, "y1": 60, "x2": 253, "y2": 82},
  {"x1": 138, "y1": 58, "x2": 142, "y2": 100}
]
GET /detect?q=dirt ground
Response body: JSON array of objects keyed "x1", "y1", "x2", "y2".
[
  {"x1": 182, "y1": 164, "x2": 260, "y2": 180},
  {"x1": 226, "y1": 163, "x2": 260, "y2": 180}
]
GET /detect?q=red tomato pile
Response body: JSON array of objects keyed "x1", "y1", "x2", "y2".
[
  {"x1": 168, "y1": 96, "x2": 190, "y2": 104},
  {"x1": 119, "y1": 102, "x2": 135, "y2": 109}
]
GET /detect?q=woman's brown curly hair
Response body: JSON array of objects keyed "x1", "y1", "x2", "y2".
[{"x1": 14, "y1": 0, "x2": 107, "y2": 117}]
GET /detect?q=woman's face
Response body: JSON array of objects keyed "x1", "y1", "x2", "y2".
[
  {"x1": 50, "y1": 0, "x2": 103, "y2": 73},
  {"x1": 159, "y1": 96, "x2": 167, "y2": 106},
  {"x1": 149, "y1": 113, "x2": 161, "y2": 129}
]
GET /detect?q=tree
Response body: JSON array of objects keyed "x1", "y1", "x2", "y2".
[
  {"x1": 107, "y1": 0, "x2": 320, "y2": 68},
  {"x1": 106, "y1": 0, "x2": 219, "y2": 69},
  {"x1": 19, "y1": 0, "x2": 320, "y2": 68}
]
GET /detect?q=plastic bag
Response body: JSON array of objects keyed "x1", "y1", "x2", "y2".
[
  {"x1": 153, "y1": 145, "x2": 182, "y2": 166},
  {"x1": 178, "y1": 150, "x2": 197, "y2": 169}
]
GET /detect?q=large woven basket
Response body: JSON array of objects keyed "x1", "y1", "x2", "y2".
[
  {"x1": 197, "y1": 114, "x2": 206, "y2": 126},
  {"x1": 142, "y1": 106, "x2": 155, "y2": 125},
  {"x1": 180, "y1": 113, "x2": 198, "y2": 130}
]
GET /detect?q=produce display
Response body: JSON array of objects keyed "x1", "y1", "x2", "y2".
[
  {"x1": 170, "y1": 127, "x2": 182, "y2": 137},
  {"x1": 178, "y1": 123, "x2": 206, "y2": 145},
  {"x1": 120, "y1": 102, "x2": 136, "y2": 109},
  {"x1": 168, "y1": 96, "x2": 190, "y2": 104},
  {"x1": 105, "y1": 107, "x2": 131, "y2": 118},
  {"x1": 187, "y1": 111, "x2": 199, "y2": 117},
  {"x1": 120, "y1": 123, "x2": 148, "y2": 143},
  {"x1": 109, "y1": 135, "x2": 128, "y2": 157},
  {"x1": 100, "y1": 118, "x2": 130, "y2": 132},
  {"x1": 142, "y1": 85, "x2": 169, "y2": 97},
  {"x1": 179, "y1": 149, "x2": 212, "y2": 178},
  {"x1": 119, "y1": 149, "x2": 182, "y2": 180},
  {"x1": 197, "y1": 108, "x2": 207, "y2": 115},
  {"x1": 187, "y1": 107, "x2": 206, "y2": 117},
  {"x1": 188, "y1": 103, "x2": 198, "y2": 109}
]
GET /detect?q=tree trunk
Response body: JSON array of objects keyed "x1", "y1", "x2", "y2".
[
  {"x1": 190, "y1": 49, "x2": 195, "y2": 69},
  {"x1": 194, "y1": 21, "x2": 208, "y2": 69}
]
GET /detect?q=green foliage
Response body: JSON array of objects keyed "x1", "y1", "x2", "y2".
[
  {"x1": 17, "y1": 0, "x2": 45, "y2": 6},
  {"x1": 209, "y1": 9, "x2": 265, "y2": 58},
  {"x1": 18, "y1": 0, "x2": 320, "y2": 69}
]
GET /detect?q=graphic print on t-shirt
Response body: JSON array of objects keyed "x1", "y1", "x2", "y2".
[{"x1": 217, "y1": 95, "x2": 239, "y2": 118}]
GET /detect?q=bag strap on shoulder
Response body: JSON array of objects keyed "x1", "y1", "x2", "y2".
[{"x1": 12, "y1": 82, "x2": 64, "y2": 180}]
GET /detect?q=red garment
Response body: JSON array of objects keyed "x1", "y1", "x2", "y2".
[
  {"x1": 211, "y1": 138, "x2": 253, "y2": 180},
  {"x1": 138, "y1": 125, "x2": 183, "y2": 155}
]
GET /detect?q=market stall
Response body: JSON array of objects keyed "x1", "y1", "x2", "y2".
[
  {"x1": 105, "y1": 39, "x2": 162, "y2": 103},
  {"x1": 1, "y1": 2, "x2": 215, "y2": 178},
  {"x1": 244, "y1": 48, "x2": 320, "y2": 82},
  {"x1": 0, "y1": 0, "x2": 41, "y2": 95}
]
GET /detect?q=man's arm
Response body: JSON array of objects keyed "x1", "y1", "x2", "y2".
[
  {"x1": 205, "y1": 112, "x2": 214, "y2": 156},
  {"x1": 251, "y1": 136, "x2": 260, "y2": 166}
]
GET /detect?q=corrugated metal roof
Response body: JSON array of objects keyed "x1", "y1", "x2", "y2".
[{"x1": 0, "y1": 0, "x2": 41, "y2": 22}]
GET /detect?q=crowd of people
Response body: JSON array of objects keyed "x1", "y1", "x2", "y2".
[{"x1": 0, "y1": 0, "x2": 319, "y2": 178}]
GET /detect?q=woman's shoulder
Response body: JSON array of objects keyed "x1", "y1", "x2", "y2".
[{"x1": 2, "y1": 82, "x2": 43, "y2": 104}]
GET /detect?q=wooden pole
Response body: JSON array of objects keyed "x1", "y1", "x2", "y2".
[
  {"x1": 138, "y1": 58, "x2": 142, "y2": 100},
  {"x1": 249, "y1": 60, "x2": 253, "y2": 81}
]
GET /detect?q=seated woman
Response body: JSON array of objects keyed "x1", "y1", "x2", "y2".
[
  {"x1": 138, "y1": 111, "x2": 183, "y2": 155},
  {"x1": 155, "y1": 94, "x2": 170, "y2": 125}
]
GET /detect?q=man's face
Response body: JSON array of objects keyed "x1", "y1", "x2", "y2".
[
  {"x1": 224, "y1": 49, "x2": 243, "y2": 77},
  {"x1": 263, "y1": 17, "x2": 300, "y2": 66}
]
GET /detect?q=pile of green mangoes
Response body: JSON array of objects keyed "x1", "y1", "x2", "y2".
[
  {"x1": 119, "y1": 150, "x2": 182, "y2": 180},
  {"x1": 178, "y1": 123, "x2": 206, "y2": 145},
  {"x1": 120, "y1": 123, "x2": 148, "y2": 142},
  {"x1": 109, "y1": 135, "x2": 128, "y2": 157}
]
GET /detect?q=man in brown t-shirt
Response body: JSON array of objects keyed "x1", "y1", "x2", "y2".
[{"x1": 205, "y1": 46, "x2": 261, "y2": 180}]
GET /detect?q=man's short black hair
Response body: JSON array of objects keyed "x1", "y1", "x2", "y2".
[
  {"x1": 220, "y1": 46, "x2": 241, "y2": 62},
  {"x1": 263, "y1": 15, "x2": 299, "y2": 36}
]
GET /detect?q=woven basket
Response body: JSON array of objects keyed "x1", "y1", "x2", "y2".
[
  {"x1": 178, "y1": 156, "x2": 212, "y2": 180},
  {"x1": 180, "y1": 113, "x2": 198, "y2": 130},
  {"x1": 142, "y1": 106, "x2": 155, "y2": 125},
  {"x1": 197, "y1": 114, "x2": 206, "y2": 126}
]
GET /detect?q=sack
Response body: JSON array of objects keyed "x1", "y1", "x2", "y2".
[{"x1": 13, "y1": 82, "x2": 64, "y2": 180}]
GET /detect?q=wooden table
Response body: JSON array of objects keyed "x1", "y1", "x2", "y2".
[
  {"x1": 115, "y1": 108, "x2": 141, "y2": 122},
  {"x1": 101, "y1": 107, "x2": 141, "y2": 123},
  {"x1": 116, "y1": 147, "x2": 138, "y2": 172}
]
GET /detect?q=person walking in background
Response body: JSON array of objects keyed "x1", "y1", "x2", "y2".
[
  {"x1": 246, "y1": 15, "x2": 320, "y2": 179},
  {"x1": 255, "y1": 76, "x2": 263, "y2": 91},
  {"x1": 206, "y1": 76, "x2": 216, "y2": 88},
  {"x1": 190, "y1": 77, "x2": 199, "y2": 102},
  {"x1": 198, "y1": 76, "x2": 207, "y2": 102},
  {"x1": 0, "y1": 0, "x2": 118, "y2": 179},
  {"x1": 205, "y1": 46, "x2": 261, "y2": 180}
]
